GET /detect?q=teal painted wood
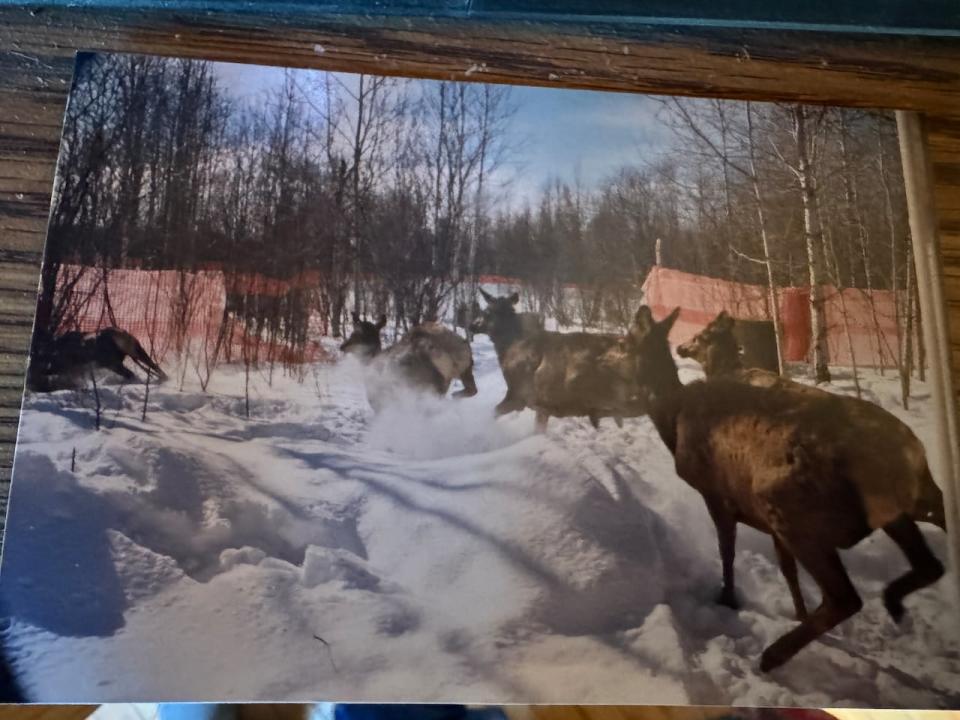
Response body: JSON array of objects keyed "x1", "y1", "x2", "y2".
[
  {"x1": 473, "y1": 0, "x2": 960, "y2": 34},
  {"x1": 1, "y1": 0, "x2": 958, "y2": 35}
]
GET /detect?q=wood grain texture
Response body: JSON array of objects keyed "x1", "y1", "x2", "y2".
[
  {"x1": 0, "y1": 5, "x2": 959, "y2": 544},
  {"x1": 3, "y1": 7, "x2": 960, "y2": 111},
  {"x1": 0, "y1": 707, "x2": 96, "y2": 720},
  {"x1": 928, "y1": 115, "x2": 960, "y2": 375}
]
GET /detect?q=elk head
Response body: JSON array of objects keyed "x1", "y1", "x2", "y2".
[
  {"x1": 627, "y1": 305, "x2": 682, "y2": 399},
  {"x1": 470, "y1": 289, "x2": 520, "y2": 337},
  {"x1": 340, "y1": 312, "x2": 387, "y2": 360},
  {"x1": 676, "y1": 310, "x2": 741, "y2": 375}
]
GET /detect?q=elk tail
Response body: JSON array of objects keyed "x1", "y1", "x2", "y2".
[{"x1": 915, "y1": 463, "x2": 947, "y2": 532}]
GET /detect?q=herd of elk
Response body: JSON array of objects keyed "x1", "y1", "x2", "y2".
[
  {"x1": 32, "y1": 292, "x2": 949, "y2": 674},
  {"x1": 338, "y1": 296, "x2": 948, "y2": 672}
]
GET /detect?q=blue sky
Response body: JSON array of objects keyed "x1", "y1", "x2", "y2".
[{"x1": 212, "y1": 61, "x2": 673, "y2": 208}]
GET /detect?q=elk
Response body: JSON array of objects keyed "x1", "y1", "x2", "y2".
[
  {"x1": 470, "y1": 290, "x2": 645, "y2": 430},
  {"x1": 628, "y1": 305, "x2": 945, "y2": 672},
  {"x1": 28, "y1": 327, "x2": 167, "y2": 392},
  {"x1": 340, "y1": 313, "x2": 477, "y2": 411},
  {"x1": 678, "y1": 310, "x2": 946, "y2": 531},
  {"x1": 677, "y1": 311, "x2": 821, "y2": 396}
]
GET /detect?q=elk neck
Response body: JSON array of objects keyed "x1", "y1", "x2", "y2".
[
  {"x1": 704, "y1": 338, "x2": 743, "y2": 378},
  {"x1": 489, "y1": 314, "x2": 527, "y2": 362},
  {"x1": 642, "y1": 353, "x2": 685, "y2": 456}
]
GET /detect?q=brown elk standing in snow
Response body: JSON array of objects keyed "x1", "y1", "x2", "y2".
[
  {"x1": 470, "y1": 289, "x2": 645, "y2": 431},
  {"x1": 29, "y1": 327, "x2": 167, "y2": 391},
  {"x1": 628, "y1": 305, "x2": 946, "y2": 671},
  {"x1": 340, "y1": 313, "x2": 477, "y2": 411}
]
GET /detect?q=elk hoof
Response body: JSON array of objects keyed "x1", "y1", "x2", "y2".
[
  {"x1": 883, "y1": 588, "x2": 906, "y2": 623},
  {"x1": 453, "y1": 388, "x2": 477, "y2": 399},
  {"x1": 714, "y1": 587, "x2": 740, "y2": 610}
]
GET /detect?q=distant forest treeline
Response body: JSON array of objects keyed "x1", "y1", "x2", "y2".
[{"x1": 42, "y1": 54, "x2": 915, "y2": 385}]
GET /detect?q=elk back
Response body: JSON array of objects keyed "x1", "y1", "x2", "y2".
[{"x1": 532, "y1": 333, "x2": 645, "y2": 418}]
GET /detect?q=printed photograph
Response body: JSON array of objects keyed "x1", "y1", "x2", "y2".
[{"x1": 0, "y1": 51, "x2": 956, "y2": 705}]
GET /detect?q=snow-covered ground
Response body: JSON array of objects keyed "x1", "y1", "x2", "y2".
[{"x1": 1, "y1": 335, "x2": 957, "y2": 706}]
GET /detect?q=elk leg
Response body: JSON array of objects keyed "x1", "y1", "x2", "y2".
[
  {"x1": 453, "y1": 366, "x2": 478, "y2": 398},
  {"x1": 130, "y1": 357, "x2": 159, "y2": 379},
  {"x1": 759, "y1": 544, "x2": 862, "y2": 672},
  {"x1": 131, "y1": 345, "x2": 166, "y2": 378},
  {"x1": 109, "y1": 362, "x2": 137, "y2": 381},
  {"x1": 881, "y1": 514, "x2": 944, "y2": 623},
  {"x1": 706, "y1": 503, "x2": 739, "y2": 610},
  {"x1": 774, "y1": 537, "x2": 808, "y2": 620},
  {"x1": 588, "y1": 414, "x2": 600, "y2": 429},
  {"x1": 534, "y1": 410, "x2": 549, "y2": 433},
  {"x1": 495, "y1": 388, "x2": 523, "y2": 416},
  {"x1": 614, "y1": 416, "x2": 624, "y2": 428}
]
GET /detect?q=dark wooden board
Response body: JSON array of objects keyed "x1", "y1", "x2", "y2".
[
  {"x1": 11, "y1": 1, "x2": 960, "y2": 34},
  {"x1": 3, "y1": 8, "x2": 960, "y2": 111},
  {"x1": 471, "y1": 0, "x2": 960, "y2": 34}
]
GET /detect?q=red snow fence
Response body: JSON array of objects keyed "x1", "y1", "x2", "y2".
[
  {"x1": 54, "y1": 265, "x2": 330, "y2": 365},
  {"x1": 642, "y1": 265, "x2": 906, "y2": 368}
]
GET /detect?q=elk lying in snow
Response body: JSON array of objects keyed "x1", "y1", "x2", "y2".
[
  {"x1": 628, "y1": 305, "x2": 946, "y2": 671},
  {"x1": 340, "y1": 313, "x2": 477, "y2": 411},
  {"x1": 28, "y1": 327, "x2": 167, "y2": 391},
  {"x1": 470, "y1": 289, "x2": 645, "y2": 431}
]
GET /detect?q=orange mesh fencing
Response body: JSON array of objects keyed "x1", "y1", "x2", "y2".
[
  {"x1": 55, "y1": 265, "x2": 328, "y2": 365},
  {"x1": 641, "y1": 265, "x2": 908, "y2": 368}
]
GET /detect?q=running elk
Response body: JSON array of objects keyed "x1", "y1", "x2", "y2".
[
  {"x1": 678, "y1": 310, "x2": 946, "y2": 532},
  {"x1": 628, "y1": 305, "x2": 946, "y2": 671},
  {"x1": 29, "y1": 327, "x2": 167, "y2": 392},
  {"x1": 340, "y1": 313, "x2": 477, "y2": 411},
  {"x1": 470, "y1": 290, "x2": 645, "y2": 430}
]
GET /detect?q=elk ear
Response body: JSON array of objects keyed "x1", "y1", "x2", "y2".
[
  {"x1": 508, "y1": 292, "x2": 520, "y2": 305},
  {"x1": 633, "y1": 305, "x2": 655, "y2": 334},
  {"x1": 660, "y1": 307, "x2": 681, "y2": 335},
  {"x1": 479, "y1": 288, "x2": 495, "y2": 304},
  {"x1": 376, "y1": 314, "x2": 387, "y2": 330},
  {"x1": 351, "y1": 311, "x2": 360, "y2": 324}
]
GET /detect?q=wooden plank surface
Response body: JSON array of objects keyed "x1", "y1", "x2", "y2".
[
  {"x1": 928, "y1": 115, "x2": 960, "y2": 383},
  {"x1": 2, "y1": 7, "x2": 960, "y2": 112},
  {"x1": 0, "y1": 5, "x2": 959, "y2": 544},
  {"x1": 0, "y1": 707, "x2": 96, "y2": 720}
]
